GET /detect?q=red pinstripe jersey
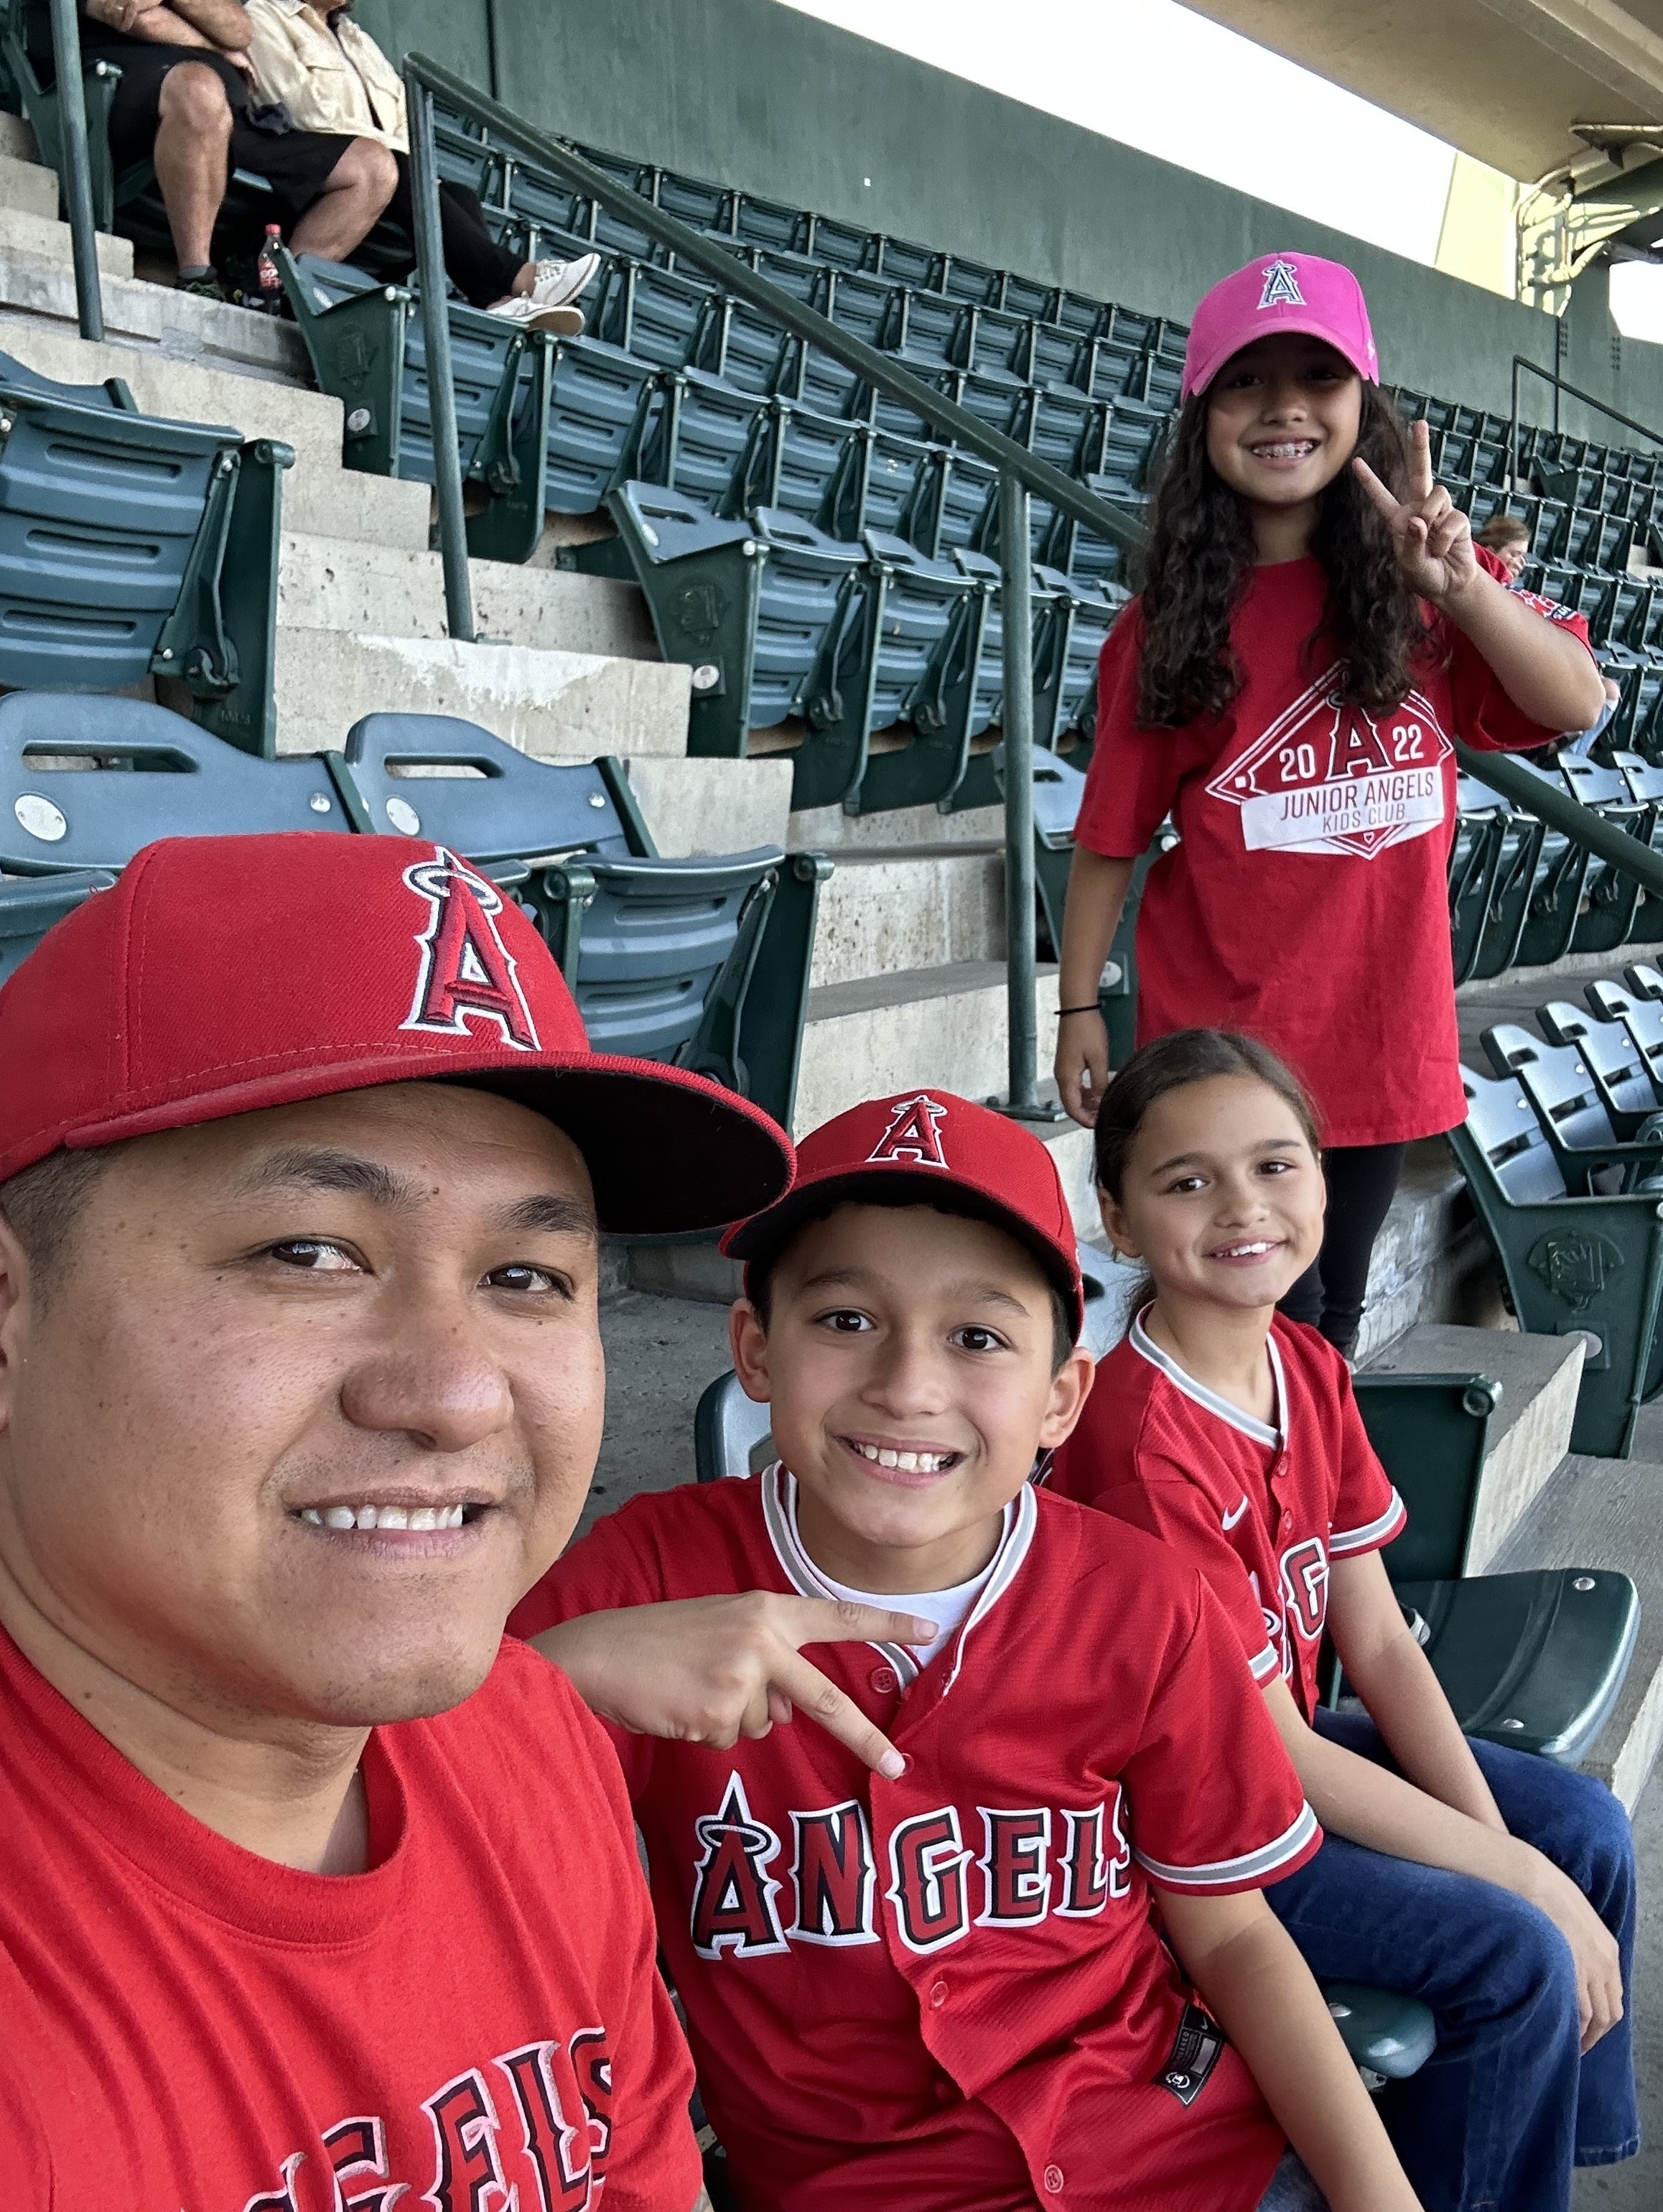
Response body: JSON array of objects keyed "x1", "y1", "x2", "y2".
[
  {"x1": 511, "y1": 1472, "x2": 1320, "y2": 2211},
  {"x1": 1048, "y1": 1312, "x2": 1406, "y2": 1721}
]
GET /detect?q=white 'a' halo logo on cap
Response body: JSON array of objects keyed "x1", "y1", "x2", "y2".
[
  {"x1": 1258, "y1": 258, "x2": 1305, "y2": 310},
  {"x1": 867, "y1": 1092, "x2": 950, "y2": 1168},
  {"x1": 401, "y1": 845, "x2": 540, "y2": 1051}
]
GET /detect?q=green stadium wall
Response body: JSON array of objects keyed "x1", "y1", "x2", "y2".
[{"x1": 357, "y1": 0, "x2": 1663, "y2": 449}]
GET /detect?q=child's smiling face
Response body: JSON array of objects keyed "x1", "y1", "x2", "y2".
[
  {"x1": 731, "y1": 1202, "x2": 1092, "y2": 1594},
  {"x1": 1101, "y1": 1074, "x2": 1326, "y2": 1316},
  {"x1": 1205, "y1": 332, "x2": 1364, "y2": 514}
]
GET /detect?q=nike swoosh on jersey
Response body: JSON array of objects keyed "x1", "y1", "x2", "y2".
[{"x1": 1221, "y1": 1497, "x2": 1251, "y2": 1531}]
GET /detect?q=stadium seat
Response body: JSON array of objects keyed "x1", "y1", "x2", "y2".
[
  {"x1": 1480, "y1": 1021, "x2": 1663, "y2": 1192},
  {"x1": 335, "y1": 712, "x2": 824, "y2": 1129},
  {"x1": 1448, "y1": 781, "x2": 1509, "y2": 985},
  {"x1": 1557, "y1": 759, "x2": 1651, "y2": 954},
  {"x1": 0, "y1": 693, "x2": 348, "y2": 868},
  {"x1": 0, "y1": 866, "x2": 115, "y2": 982},
  {"x1": 1449, "y1": 1061, "x2": 1663, "y2": 1456},
  {"x1": 1349, "y1": 1372, "x2": 1639, "y2": 1762},
  {"x1": 1534, "y1": 998, "x2": 1663, "y2": 1130},
  {"x1": 276, "y1": 250, "x2": 554, "y2": 564},
  {"x1": 0, "y1": 351, "x2": 289, "y2": 755},
  {"x1": 844, "y1": 530, "x2": 988, "y2": 815}
]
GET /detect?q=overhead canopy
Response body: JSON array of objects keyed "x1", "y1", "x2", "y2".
[{"x1": 1178, "y1": 0, "x2": 1663, "y2": 186}]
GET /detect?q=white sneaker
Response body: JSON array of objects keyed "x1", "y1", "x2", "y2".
[
  {"x1": 485, "y1": 294, "x2": 586, "y2": 336},
  {"x1": 528, "y1": 251, "x2": 601, "y2": 307}
]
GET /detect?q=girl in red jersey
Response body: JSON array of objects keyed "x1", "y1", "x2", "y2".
[
  {"x1": 1047, "y1": 1028, "x2": 1637, "y2": 2212},
  {"x1": 1053, "y1": 251, "x2": 1603, "y2": 1357}
]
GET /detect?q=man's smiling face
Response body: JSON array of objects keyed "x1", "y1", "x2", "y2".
[{"x1": 0, "y1": 1082, "x2": 605, "y2": 1733}]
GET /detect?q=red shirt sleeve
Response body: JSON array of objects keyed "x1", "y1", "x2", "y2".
[
  {"x1": 1088, "y1": 1470, "x2": 1281, "y2": 1686},
  {"x1": 1119, "y1": 1569, "x2": 1320, "y2": 1896},
  {"x1": 1448, "y1": 544, "x2": 1596, "y2": 754},
  {"x1": 0, "y1": 1953, "x2": 52, "y2": 2206},
  {"x1": 1072, "y1": 603, "x2": 1188, "y2": 859},
  {"x1": 1327, "y1": 1365, "x2": 1408, "y2": 1560}
]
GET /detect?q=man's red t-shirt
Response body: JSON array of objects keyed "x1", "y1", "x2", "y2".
[
  {"x1": 0, "y1": 1627, "x2": 701, "y2": 2212},
  {"x1": 1073, "y1": 549, "x2": 1592, "y2": 1145},
  {"x1": 1048, "y1": 1313, "x2": 1406, "y2": 1723},
  {"x1": 511, "y1": 1472, "x2": 1320, "y2": 2212}
]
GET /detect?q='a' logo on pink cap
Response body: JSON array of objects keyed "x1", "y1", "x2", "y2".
[
  {"x1": 1257, "y1": 258, "x2": 1305, "y2": 310},
  {"x1": 401, "y1": 847, "x2": 540, "y2": 1052},
  {"x1": 867, "y1": 1092, "x2": 950, "y2": 1168}
]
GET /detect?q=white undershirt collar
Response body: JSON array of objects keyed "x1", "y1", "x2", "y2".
[{"x1": 1129, "y1": 1306, "x2": 1284, "y2": 1450}]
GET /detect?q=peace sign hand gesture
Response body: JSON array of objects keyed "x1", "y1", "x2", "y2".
[{"x1": 1353, "y1": 416, "x2": 1479, "y2": 610}]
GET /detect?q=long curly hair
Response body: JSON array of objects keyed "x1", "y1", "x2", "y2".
[{"x1": 1134, "y1": 383, "x2": 1430, "y2": 730}]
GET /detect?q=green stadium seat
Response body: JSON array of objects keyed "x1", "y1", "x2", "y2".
[
  {"x1": 744, "y1": 401, "x2": 860, "y2": 520},
  {"x1": 1448, "y1": 782, "x2": 1509, "y2": 985},
  {"x1": 826, "y1": 425, "x2": 933, "y2": 540},
  {"x1": 1587, "y1": 978, "x2": 1663, "y2": 1090},
  {"x1": 0, "y1": 866, "x2": 116, "y2": 982},
  {"x1": 920, "y1": 447, "x2": 998, "y2": 556},
  {"x1": 1557, "y1": 759, "x2": 1649, "y2": 953},
  {"x1": 872, "y1": 234, "x2": 937, "y2": 289},
  {"x1": 1450, "y1": 1061, "x2": 1663, "y2": 1456},
  {"x1": 888, "y1": 287, "x2": 962, "y2": 367},
  {"x1": 276, "y1": 250, "x2": 554, "y2": 564},
  {"x1": 798, "y1": 212, "x2": 872, "y2": 272},
  {"x1": 1350, "y1": 1371, "x2": 1639, "y2": 1763},
  {"x1": 846, "y1": 529, "x2": 987, "y2": 814},
  {"x1": 635, "y1": 366, "x2": 767, "y2": 513},
  {"x1": 0, "y1": 353, "x2": 288, "y2": 754},
  {"x1": 1480, "y1": 1021, "x2": 1663, "y2": 1191},
  {"x1": 337, "y1": 712, "x2": 822, "y2": 1128},
  {"x1": 595, "y1": 257, "x2": 716, "y2": 368},
  {"x1": 938, "y1": 254, "x2": 1002, "y2": 307},
  {"x1": 1536, "y1": 997, "x2": 1663, "y2": 1130},
  {"x1": 0, "y1": 694, "x2": 347, "y2": 868}
]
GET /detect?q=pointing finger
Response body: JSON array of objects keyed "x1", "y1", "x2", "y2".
[
  {"x1": 786, "y1": 1597, "x2": 939, "y2": 1651},
  {"x1": 773, "y1": 1649, "x2": 908, "y2": 1778},
  {"x1": 1408, "y1": 416, "x2": 1435, "y2": 503},
  {"x1": 1351, "y1": 454, "x2": 1403, "y2": 524}
]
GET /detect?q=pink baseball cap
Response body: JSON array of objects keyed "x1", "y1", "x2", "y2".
[{"x1": 1180, "y1": 251, "x2": 1379, "y2": 403}]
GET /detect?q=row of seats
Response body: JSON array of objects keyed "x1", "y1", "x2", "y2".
[
  {"x1": 1448, "y1": 754, "x2": 1663, "y2": 985},
  {"x1": 1457, "y1": 966, "x2": 1663, "y2": 1457},
  {"x1": 0, "y1": 696, "x2": 826, "y2": 1134}
]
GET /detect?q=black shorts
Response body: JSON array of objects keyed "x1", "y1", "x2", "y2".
[{"x1": 88, "y1": 40, "x2": 355, "y2": 218}]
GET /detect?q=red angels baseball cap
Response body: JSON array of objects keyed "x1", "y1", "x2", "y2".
[
  {"x1": 1180, "y1": 251, "x2": 1379, "y2": 402},
  {"x1": 722, "y1": 1088, "x2": 1084, "y2": 1341},
  {"x1": 0, "y1": 833, "x2": 793, "y2": 1235}
]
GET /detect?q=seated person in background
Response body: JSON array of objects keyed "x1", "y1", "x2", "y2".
[
  {"x1": 1476, "y1": 509, "x2": 1532, "y2": 581},
  {"x1": 516, "y1": 1089, "x2": 1425, "y2": 2212},
  {"x1": 64, "y1": 0, "x2": 396, "y2": 298},
  {"x1": 241, "y1": 0, "x2": 599, "y2": 329},
  {"x1": 1049, "y1": 1027, "x2": 1637, "y2": 2212}
]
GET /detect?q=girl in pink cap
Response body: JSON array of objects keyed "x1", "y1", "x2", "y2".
[{"x1": 1053, "y1": 251, "x2": 1603, "y2": 1358}]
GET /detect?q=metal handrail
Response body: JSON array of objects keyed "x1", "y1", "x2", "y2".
[
  {"x1": 48, "y1": 0, "x2": 102, "y2": 342},
  {"x1": 396, "y1": 55, "x2": 1663, "y2": 1106},
  {"x1": 1507, "y1": 355, "x2": 1663, "y2": 493}
]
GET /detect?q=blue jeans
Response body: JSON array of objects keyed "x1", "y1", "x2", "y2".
[{"x1": 1264, "y1": 1711, "x2": 1638, "y2": 2212}]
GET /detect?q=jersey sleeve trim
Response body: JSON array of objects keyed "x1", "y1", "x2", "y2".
[
  {"x1": 1134, "y1": 1801, "x2": 1321, "y2": 1893},
  {"x1": 1248, "y1": 1641, "x2": 1281, "y2": 1683},
  {"x1": 1329, "y1": 1488, "x2": 1408, "y2": 1557}
]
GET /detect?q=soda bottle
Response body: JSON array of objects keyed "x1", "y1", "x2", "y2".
[{"x1": 256, "y1": 224, "x2": 283, "y2": 314}]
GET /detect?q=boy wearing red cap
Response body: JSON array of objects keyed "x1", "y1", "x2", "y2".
[
  {"x1": 511, "y1": 1091, "x2": 1422, "y2": 2212},
  {"x1": 0, "y1": 834, "x2": 925, "y2": 2211}
]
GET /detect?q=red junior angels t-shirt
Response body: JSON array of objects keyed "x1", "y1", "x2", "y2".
[
  {"x1": 1048, "y1": 1312, "x2": 1407, "y2": 1723},
  {"x1": 1074, "y1": 548, "x2": 1592, "y2": 1145},
  {"x1": 0, "y1": 1627, "x2": 700, "y2": 2212},
  {"x1": 510, "y1": 1472, "x2": 1321, "y2": 2212}
]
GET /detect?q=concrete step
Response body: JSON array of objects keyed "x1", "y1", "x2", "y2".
[
  {"x1": 796, "y1": 957, "x2": 1061, "y2": 1138},
  {"x1": 1488, "y1": 1453, "x2": 1663, "y2": 1809},
  {"x1": 621, "y1": 757, "x2": 793, "y2": 858},
  {"x1": 0, "y1": 150, "x2": 57, "y2": 225},
  {"x1": 0, "y1": 200, "x2": 131, "y2": 279},
  {"x1": 272, "y1": 629, "x2": 691, "y2": 761},
  {"x1": 789, "y1": 791, "x2": 1007, "y2": 850},
  {"x1": 0, "y1": 116, "x2": 37, "y2": 164},
  {"x1": 809, "y1": 842, "x2": 1004, "y2": 989},
  {"x1": 0, "y1": 249, "x2": 307, "y2": 384},
  {"x1": 1360, "y1": 1323, "x2": 1585, "y2": 1571},
  {"x1": 277, "y1": 534, "x2": 658, "y2": 658}
]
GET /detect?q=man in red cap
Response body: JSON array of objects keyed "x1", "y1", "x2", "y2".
[
  {"x1": 510, "y1": 1090, "x2": 1422, "y2": 2212},
  {"x1": 0, "y1": 834, "x2": 922, "y2": 2210}
]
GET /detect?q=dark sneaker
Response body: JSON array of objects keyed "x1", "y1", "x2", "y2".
[{"x1": 176, "y1": 267, "x2": 226, "y2": 302}]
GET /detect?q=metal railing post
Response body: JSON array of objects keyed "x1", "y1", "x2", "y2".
[
  {"x1": 1000, "y1": 472, "x2": 1054, "y2": 1120},
  {"x1": 407, "y1": 75, "x2": 475, "y2": 642},
  {"x1": 48, "y1": 0, "x2": 102, "y2": 343}
]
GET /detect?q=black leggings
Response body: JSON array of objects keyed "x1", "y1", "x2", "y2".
[
  {"x1": 1278, "y1": 1141, "x2": 1407, "y2": 1357},
  {"x1": 386, "y1": 155, "x2": 523, "y2": 310}
]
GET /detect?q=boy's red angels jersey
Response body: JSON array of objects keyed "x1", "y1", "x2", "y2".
[
  {"x1": 1073, "y1": 545, "x2": 1593, "y2": 1146},
  {"x1": 509, "y1": 1472, "x2": 1321, "y2": 2212},
  {"x1": 1047, "y1": 1312, "x2": 1407, "y2": 1722},
  {"x1": 0, "y1": 1629, "x2": 699, "y2": 2212}
]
